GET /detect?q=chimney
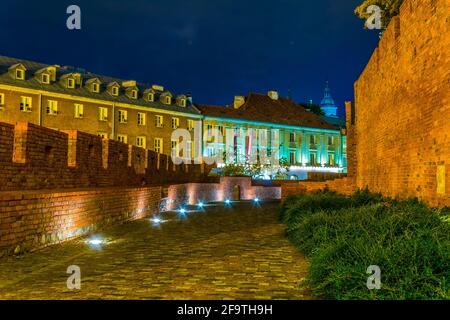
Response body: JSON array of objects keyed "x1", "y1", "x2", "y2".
[
  {"x1": 268, "y1": 90, "x2": 279, "y2": 100},
  {"x1": 234, "y1": 96, "x2": 245, "y2": 109}
]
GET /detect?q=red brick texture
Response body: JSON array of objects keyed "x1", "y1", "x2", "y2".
[
  {"x1": 0, "y1": 186, "x2": 161, "y2": 257},
  {"x1": 0, "y1": 121, "x2": 210, "y2": 191},
  {"x1": 353, "y1": 0, "x2": 449, "y2": 207},
  {"x1": 281, "y1": 177, "x2": 356, "y2": 201}
]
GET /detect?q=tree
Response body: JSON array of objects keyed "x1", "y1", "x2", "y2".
[{"x1": 355, "y1": 0, "x2": 404, "y2": 29}]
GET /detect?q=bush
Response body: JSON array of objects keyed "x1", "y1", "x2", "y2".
[{"x1": 282, "y1": 191, "x2": 450, "y2": 300}]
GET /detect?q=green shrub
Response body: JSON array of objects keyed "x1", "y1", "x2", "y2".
[{"x1": 282, "y1": 192, "x2": 450, "y2": 300}]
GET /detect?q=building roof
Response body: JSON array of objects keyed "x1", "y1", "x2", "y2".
[
  {"x1": 195, "y1": 93, "x2": 339, "y2": 130},
  {"x1": 0, "y1": 55, "x2": 200, "y2": 115}
]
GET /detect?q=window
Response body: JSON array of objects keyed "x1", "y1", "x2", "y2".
[
  {"x1": 155, "y1": 115, "x2": 163, "y2": 128},
  {"x1": 171, "y1": 140, "x2": 179, "y2": 156},
  {"x1": 16, "y1": 69, "x2": 25, "y2": 80},
  {"x1": 92, "y1": 83, "x2": 100, "y2": 93},
  {"x1": 171, "y1": 117, "x2": 179, "y2": 129},
  {"x1": 42, "y1": 74, "x2": 50, "y2": 84},
  {"x1": 154, "y1": 138, "x2": 163, "y2": 153},
  {"x1": 131, "y1": 90, "x2": 137, "y2": 99},
  {"x1": 328, "y1": 136, "x2": 335, "y2": 146},
  {"x1": 206, "y1": 146, "x2": 215, "y2": 157},
  {"x1": 118, "y1": 110, "x2": 128, "y2": 123},
  {"x1": 148, "y1": 93, "x2": 154, "y2": 102},
  {"x1": 179, "y1": 98, "x2": 186, "y2": 107},
  {"x1": 187, "y1": 119, "x2": 195, "y2": 131},
  {"x1": 328, "y1": 153, "x2": 335, "y2": 166},
  {"x1": 0, "y1": 93, "x2": 4, "y2": 106},
  {"x1": 187, "y1": 141, "x2": 194, "y2": 158},
  {"x1": 137, "y1": 112, "x2": 146, "y2": 126},
  {"x1": 136, "y1": 136, "x2": 146, "y2": 148},
  {"x1": 117, "y1": 134, "x2": 127, "y2": 143},
  {"x1": 289, "y1": 151, "x2": 296, "y2": 165},
  {"x1": 163, "y1": 96, "x2": 171, "y2": 105},
  {"x1": 206, "y1": 124, "x2": 213, "y2": 136},
  {"x1": 74, "y1": 104, "x2": 84, "y2": 118},
  {"x1": 46, "y1": 100, "x2": 58, "y2": 115},
  {"x1": 289, "y1": 132, "x2": 295, "y2": 143},
  {"x1": 67, "y1": 78, "x2": 75, "y2": 89},
  {"x1": 20, "y1": 96, "x2": 32, "y2": 112},
  {"x1": 310, "y1": 135, "x2": 317, "y2": 145},
  {"x1": 99, "y1": 107, "x2": 108, "y2": 121},
  {"x1": 310, "y1": 153, "x2": 317, "y2": 166},
  {"x1": 217, "y1": 125, "x2": 224, "y2": 136},
  {"x1": 97, "y1": 132, "x2": 107, "y2": 139},
  {"x1": 112, "y1": 86, "x2": 119, "y2": 96}
]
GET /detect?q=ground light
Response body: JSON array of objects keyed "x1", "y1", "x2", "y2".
[
  {"x1": 197, "y1": 202, "x2": 204, "y2": 208},
  {"x1": 86, "y1": 236, "x2": 105, "y2": 249},
  {"x1": 254, "y1": 197, "x2": 260, "y2": 203},
  {"x1": 179, "y1": 208, "x2": 187, "y2": 214},
  {"x1": 225, "y1": 199, "x2": 231, "y2": 205}
]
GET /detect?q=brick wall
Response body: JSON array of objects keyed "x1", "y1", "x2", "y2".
[
  {"x1": 0, "y1": 186, "x2": 161, "y2": 257},
  {"x1": 353, "y1": 0, "x2": 449, "y2": 207},
  {"x1": 0, "y1": 121, "x2": 209, "y2": 191},
  {"x1": 281, "y1": 177, "x2": 356, "y2": 201}
]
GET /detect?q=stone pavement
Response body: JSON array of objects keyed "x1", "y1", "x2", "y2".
[{"x1": 0, "y1": 201, "x2": 311, "y2": 300}]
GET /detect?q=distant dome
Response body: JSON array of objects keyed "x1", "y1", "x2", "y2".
[{"x1": 320, "y1": 82, "x2": 337, "y2": 117}]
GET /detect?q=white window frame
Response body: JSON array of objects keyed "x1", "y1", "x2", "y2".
[
  {"x1": 92, "y1": 83, "x2": 100, "y2": 93},
  {"x1": 112, "y1": 86, "x2": 119, "y2": 96},
  {"x1": 99, "y1": 107, "x2": 108, "y2": 121},
  {"x1": 187, "y1": 119, "x2": 194, "y2": 131},
  {"x1": 117, "y1": 134, "x2": 128, "y2": 143},
  {"x1": 171, "y1": 117, "x2": 179, "y2": 129},
  {"x1": 118, "y1": 110, "x2": 128, "y2": 123},
  {"x1": 136, "y1": 136, "x2": 146, "y2": 149},
  {"x1": 67, "y1": 78, "x2": 75, "y2": 89},
  {"x1": 0, "y1": 93, "x2": 5, "y2": 106},
  {"x1": 137, "y1": 112, "x2": 146, "y2": 126},
  {"x1": 46, "y1": 100, "x2": 58, "y2": 115},
  {"x1": 16, "y1": 69, "x2": 25, "y2": 80},
  {"x1": 42, "y1": 74, "x2": 50, "y2": 84},
  {"x1": 20, "y1": 96, "x2": 32, "y2": 112},
  {"x1": 155, "y1": 115, "x2": 163, "y2": 128}
]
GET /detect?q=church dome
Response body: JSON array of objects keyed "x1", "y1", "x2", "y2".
[{"x1": 320, "y1": 82, "x2": 337, "y2": 117}]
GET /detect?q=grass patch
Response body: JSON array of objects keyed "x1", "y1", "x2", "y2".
[{"x1": 282, "y1": 190, "x2": 450, "y2": 300}]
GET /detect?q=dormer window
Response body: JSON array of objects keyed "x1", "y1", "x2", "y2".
[
  {"x1": 16, "y1": 69, "x2": 25, "y2": 80},
  {"x1": 67, "y1": 78, "x2": 75, "y2": 88},
  {"x1": 42, "y1": 74, "x2": 50, "y2": 84},
  {"x1": 148, "y1": 93, "x2": 154, "y2": 101},
  {"x1": 178, "y1": 98, "x2": 186, "y2": 107},
  {"x1": 93, "y1": 83, "x2": 100, "y2": 93},
  {"x1": 86, "y1": 78, "x2": 102, "y2": 93},
  {"x1": 112, "y1": 86, "x2": 119, "y2": 96},
  {"x1": 131, "y1": 90, "x2": 137, "y2": 99}
]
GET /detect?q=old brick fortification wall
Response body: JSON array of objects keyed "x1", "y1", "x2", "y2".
[
  {"x1": 0, "y1": 186, "x2": 161, "y2": 257},
  {"x1": 0, "y1": 121, "x2": 209, "y2": 191},
  {"x1": 353, "y1": 0, "x2": 449, "y2": 207},
  {"x1": 0, "y1": 121, "x2": 212, "y2": 257},
  {"x1": 281, "y1": 177, "x2": 356, "y2": 201},
  {"x1": 167, "y1": 177, "x2": 281, "y2": 208}
]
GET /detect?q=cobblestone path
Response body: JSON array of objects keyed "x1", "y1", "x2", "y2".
[{"x1": 0, "y1": 201, "x2": 311, "y2": 299}]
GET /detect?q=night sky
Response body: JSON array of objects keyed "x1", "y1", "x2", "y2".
[{"x1": 0, "y1": 0, "x2": 380, "y2": 117}]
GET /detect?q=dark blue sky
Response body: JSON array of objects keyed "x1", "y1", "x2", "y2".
[{"x1": 0, "y1": 0, "x2": 380, "y2": 117}]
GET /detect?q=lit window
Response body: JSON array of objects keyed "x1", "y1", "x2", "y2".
[
  {"x1": 0, "y1": 93, "x2": 4, "y2": 106},
  {"x1": 179, "y1": 98, "x2": 186, "y2": 107},
  {"x1": 46, "y1": 100, "x2": 58, "y2": 115},
  {"x1": 217, "y1": 125, "x2": 224, "y2": 136},
  {"x1": 187, "y1": 141, "x2": 194, "y2": 158},
  {"x1": 137, "y1": 112, "x2": 146, "y2": 126},
  {"x1": 206, "y1": 146, "x2": 215, "y2": 157},
  {"x1": 118, "y1": 110, "x2": 128, "y2": 123},
  {"x1": 92, "y1": 83, "x2": 100, "y2": 93},
  {"x1": 171, "y1": 117, "x2": 179, "y2": 129},
  {"x1": 131, "y1": 90, "x2": 138, "y2": 99},
  {"x1": 42, "y1": 74, "x2": 50, "y2": 84},
  {"x1": 154, "y1": 138, "x2": 163, "y2": 153},
  {"x1": 310, "y1": 153, "x2": 317, "y2": 166},
  {"x1": 310, "y1": 135, "x2": 317, "y2": 145},
  {"x1": 20, "y1": 96, "x2": 32, "y2": 112},
  {"x1": 206, "y1": 124, "x2": 213, "y2": 136},
  {"x1": 163, "y1": 96, "x2": 171, "y2": 105},
  {"x1": 187, "y1": 119, "x2": 194, "y2": 131},
  {"x1": 117, "y1": 134, "x2": 127, "y2": 143},
  {"x1": 289, "y1": 132, "x2": 295, "y2": 143},
  {"x1": 171, "y1": 140, "x2": 179, "y2": 156},
  {"x1": 112, "y1": 86, "x2": 119, "y2": 96},
  {"x1": 290, "y1": 151, "x2": 296, "y2": 164},
  {"x1": 148, "y1": 93, "x2": 154, "y2": 102},
  {"x1": 98, "y1": 132, "x2": 107, "y2": 139},
  {"x1": 67, "y1": 78, "x2": 75, "y2": 89},
  {"x1": 136, "y1": 136, "x2": 146, "y2": 149},
  {"x1": 74, "y1": 104, "x2": 84, "y2": 118},
  {"x1": 16, "y1": 69, "x2": 25, "y2": 80},
  {"x1": 155, "y1": 115, "x2": 163, "y2": 128},
  {"x1": 99, "y1": 107, "x2": 108, "y2": 121},
  {"x1": 328, "y1": 153, "x2": 335, "y2": 166}
]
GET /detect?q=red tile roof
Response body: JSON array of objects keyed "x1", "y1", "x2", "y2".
[{"x1": 195, "y1": 93, "x2": 338, "y2": 130}]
